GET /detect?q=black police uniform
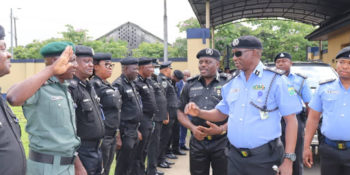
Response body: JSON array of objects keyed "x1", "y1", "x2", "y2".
[
  {"x1": 69, "y1": 76, "x2": 105, "y2": 175},
  {"x1": 157, "y1": 72, "x2": 179, "y2": 164},
  {"x1": 113, "y1": 73, "x2": 143, "y2": 175},
  {"x1": 147, "y1": 74, "x2": 168, "y2": 175},
  {"x1": 132, "y1": 73, "x2": 158, "y2": 175},
  {"x1": 179, "y1": 74, "x2": 229, "y2": 175},
  {"x1": 0, "y1": 96, "x2": 26, "y2": 175},
  {"x1": 90, "y1": 75, "x2": 122, "y2": 175}
]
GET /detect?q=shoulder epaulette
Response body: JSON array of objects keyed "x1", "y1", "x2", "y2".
[
  {"x1": 90, "y1": 78, "x2": 102, "y2": 87},
  {"x1": 68, "y1": 79, "x2": 78, "y2": 89},
  {"x1": 264, "y1": 67, "x2": 285, "y2": 75},
  {"x1": 186, "y1": 75, "x2": 200, "y2": 82},
  {"x1": 113, "y1": 78, "x2": 123, "y2": 86},
  {"x1": 319, "y1": 78, "x2": 336, "y2": 85},
  {"x1": 295, "y1": 72, "x2": 307, "y2": 79}
]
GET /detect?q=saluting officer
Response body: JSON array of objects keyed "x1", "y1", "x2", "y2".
[
  {"x1": 0, "y1": 25, "x2": 26, "y2": 175},
  {"x1": 275, "y1": 52, "x2": 312, "y2": 175},
  {"x1": 303, "y1": 46, "x2": 350, "y2": 175},
  {"x1": 157, "y1": 61, "x2": 179, "y2": 168},
  {"x1": 177, "y1": 48, "x2": 229, "y2": 175},
  {"x1": 147, "y1": 59, "x2": 167, "y2": 175},
  {"x1": 132, "y1": 58, "x2": 158, "y2": 175},
  {"x1": 112, "y1": 58, "x2": 143, "y2": 175},
  {"x1": 185, "y1": 36, "x2": 302, "y2": 175},
  {"x1": 90, "y1": 53, "x2": 122, "y2": 175},
  {"x1": 69, "y1": 45, "x2": 105, "y2": 175}
]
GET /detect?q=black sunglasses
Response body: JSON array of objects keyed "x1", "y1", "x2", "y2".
[{"x1": 232, "y1": 50, "x2": 252, "y2": 57}]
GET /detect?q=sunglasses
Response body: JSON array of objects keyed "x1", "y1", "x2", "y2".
[{"x1": 232, "y1": 50, "x2": 252, "y2": 57}]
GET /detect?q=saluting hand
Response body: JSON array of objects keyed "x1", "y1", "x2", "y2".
[
  {"x1": 184, "y1": 102, "x2": 200, "y2": 116},
  {"x1": 303, "y1": 147, "x2": 313, "y2": 168},
  {"x1": 198, "y1": 121, "x2": 223, "y2": 136},
  {"x1": 51, "y1": 46, "x2": 74, "y2": 75}
]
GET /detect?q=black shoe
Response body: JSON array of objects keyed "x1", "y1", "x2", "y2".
[
  {"x1": 180, "y1": 145, "x2": 190, "y2": 151},
  {"x1": 165, "y1": 159, "x2": 175, "y2": 165},
  {"x1": 166, "y1": 153, "x2": 178, "y2": 159},
  {"x1": 156, "y1": 170, "x2": 164, "y2": 175},
  {"x1": 158, "y1": 162, "x2": 171, "y2": 168},
  {"x1": 173, "y1": 149, "x2": 186, "y2": 155}
]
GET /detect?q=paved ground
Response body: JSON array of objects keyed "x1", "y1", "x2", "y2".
[{"x1": 159, "y1": 146, "x2": 321, "y2": 175}]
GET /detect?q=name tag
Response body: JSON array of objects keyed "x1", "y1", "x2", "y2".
[
  {"x1": 51, "y1": 96, "x2": 64, "y2": 101},
  {"x1": 190, "y1": 86, "x2": 203, "y2": 91}
]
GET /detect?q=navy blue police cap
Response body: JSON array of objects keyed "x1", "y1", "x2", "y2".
[
  {"x1": 231, "y1": 35, "x2": 263, "y2": 49},
  {"x1": 138, "y1": 58, "x2": 153, "y2": 66},
  {"x1": 75, "y1": 45, "x2": 94, "y2": 57},
  {"x1": 0, "y1": 25, "x2": 4, "y2": 40},
  {"x1": 93, "y1": 52, "x2": 112, "y2": 61},
  {"x1": 173, "y1": 70, "x2": 184, "y2": 80},
  {"x1": 120, "y1": 57, "x2": 138, "y2": 65},
  {"x1": 274, "y1": 52, "x2": 292, "y2": 62},
  {"x1": 152, "y1": 58, "x2": 160, "y2": 67},
  {"x1": 335, "y1": 46, "x2": 350, "y2": 60},
  {"x1": 160, "y1": 61, "x2": 172, "y2": 69},
  {"x1": 196, "y1": 48, "x2": 221, "y2": 61}
]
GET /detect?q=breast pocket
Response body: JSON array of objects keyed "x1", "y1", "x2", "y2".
[
  {"x1": 49, "y1": 97, "x2": 69, "y2": 127},
  {"x1": 101, "y1": 89, "x2": 118, "y2": 109},
  {"x1": 81, "y1": 99, "x2": 94, "y2": 122},
  {"x1": 321, "y1": 94, "x2": 337, "y2": 112},
  {"x1": 0, "y1": 119, "x2": 10, "y2": 147}
]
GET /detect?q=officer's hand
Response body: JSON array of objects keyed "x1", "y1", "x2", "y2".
[
  {"x1": 137, "y1": 130, "x2": 143, "y2": 141},
  {"x1": 191, "y1": 125, "x2": 207, "y2": 141},
  {"x1": 184, "y1": 102, "x2": 200, "y2": 116},
  {"x1": 278, "y1": 159, "x2": 293, "y2": 175},
  {"x1": 163, "y1": 114, "x2": 170, "y2": 125},
  {"x1": 74, "y1": 156, "x2": 88, "y2": 175},
  {"x1": 303, "y1": 147, "x2": 313, "y2": 168},
  {"x1": 198, "y1": 121, "x2": 222, "y2": 136},
  {"x1": 52, "y1": 46, "x2": 74, "y2": 76},
  {"x1": 116, "y1": 132, "x2": 122, "y2": 150}
]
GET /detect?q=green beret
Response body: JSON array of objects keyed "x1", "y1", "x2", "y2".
[{"x1": 40, "y1": 41, "x2": 75, "y2": 57}]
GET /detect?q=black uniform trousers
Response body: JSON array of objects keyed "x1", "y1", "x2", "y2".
[
  {"x1": 227, "y1": 138, "x2": 284, "y2": 175},
  {"x1": 101, "y1": 132, "x2": 117, "y2": 175},
  {"x1": 189, "y1": 135, "x2": 228, "y2": 175},
  {"x1": 78, "y1": 140, "x2": 103, "y2": 175},
  {"x1": 147, "y1": 121, "x2": 163, "y2": 175},
  {"x1": 132, "y1": 116, "x2": 153, "y2": 175},
  {"x1": 158, "y1": 107, "x2": 177, "y2": 163},
  {"x1": 170, "y1": 116, "x2": 181, "y2": 152},
  {"x1": 115, "y1": 122, "x2": 139, "y2": 175},
  {"x1": 319, "y1": 143, "x2": 350, "y2": 175},
  {"x1": 281, "y1": 114, "x2": 305, "y2": 175}
]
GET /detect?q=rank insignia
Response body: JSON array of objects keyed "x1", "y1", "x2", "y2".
[{"x1": 253, "y1": 84, "x2": 265, "y2": 90}]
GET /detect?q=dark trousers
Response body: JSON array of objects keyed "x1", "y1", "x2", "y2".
[
  {"x1": 101, "y1": 135, "x2": 116, "y2": 175},
  {"x1": 158, "y1": 108, "x2": 176, "y2": 163},
  {"x1": 78, "y1": 141, "x2": 103, "y2": 175},
  {"x1": 319, "y1": 143, "x2": 350, "y2": 175},
  {"x1": 171, "y1": 116, "x2": 180, "y2": 151},
  {"x1": 132, "y1": 117, "x2": 153, "y2": 175},
  {"x1": 189, "y1": 135, "x2": 228, "y2": 175},
  {"x1": 180, "y1": 115, "x2": 192, "y2": 147},
  {"x1": 227, "y1": 138, "x2": 284, "y2": 175},
  {"x1": 115, "y1": 123, "x2": 139, "y2": 175},
  {"x1": 281, "y1": 114, "x2": 305, "y2": 175},
  {"x1": 147, "y1": 121, "x2": 163, "y2": 175}
]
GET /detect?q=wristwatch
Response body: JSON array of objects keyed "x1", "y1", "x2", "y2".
[{"x1": 284, "y1": 153, "x2": 296, "y2": 162}]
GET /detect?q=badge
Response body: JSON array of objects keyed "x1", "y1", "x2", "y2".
[
  {"x1": 217, "y1": 89, "x2": 221, "y2": 96},
  {"x1": 253, "y1": 84, "x2": 265, "y2": 90},
  {"x1": 206, "y1": 48, "x2": 213, "y2": 55},
  {"x1": 280, "y1": 53, "x2": 285, "y2": 57},
  {"x1": 162, "y1": 81, "x2": 167, "y2": 88},
  {"x1": 232, "y1": 39, "x2": 239, "y2": 46},
  {"x1": 260, "y1": 110, "x2": 269, "y2": 120},
  {"x1": 288, "y1": 86, "x2": 296, "y2": 96}
]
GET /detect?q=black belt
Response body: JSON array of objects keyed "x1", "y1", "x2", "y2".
[
  {"x1": 81, "y1": 139, "x2": 103, "y2": 149},
  {"x1": 29, "y1": 150, "x2": 75, "y2": 165},
  {"x1": 203, "y1": 133, "x2": 226, "y2": 141},
  {"x1": 230, "y1": 138, "x2": 280, "y2": 158}
]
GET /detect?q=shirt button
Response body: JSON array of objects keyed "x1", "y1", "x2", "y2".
[
  {"x1": 245, "y1": 88, "x2": 248, "y2": 91},
  {"x1": 344, "y1": 103, "x2": 347, "y2": 106},
  {"x1": 206, "y1": 88, "x2": 209, "y2": 90},
  {"x1": 58, "y1": 104, "x2": 61, "y2": 107},
  {"x1": 242, "y1": 104, "x2": 245, "y2": 107},
  {"x1": 341, "y1": 114, "x2": 345, "y2": 117},
  {"x1": 205, "y1": 97, "x2": 208, "y2": 99},
  {"x1": 204, "y1": 106, "x2": 207, "y2": 109},
  {"x1": 239, "y1": 118, "x2": 243, "y2": 121}
]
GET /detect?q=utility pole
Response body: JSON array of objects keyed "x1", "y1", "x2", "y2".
[
  {"x1": 163, "y1": 0, "x2": 168, "y2": 62},
  {"x1": 14, "y1": 17, "x2": 18, "y2": 47},
  {"x1": 10, "y1": 8, "x2": 14, "y2": 58}
]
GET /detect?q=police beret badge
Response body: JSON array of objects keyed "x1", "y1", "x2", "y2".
[
  {"x1": 232, "y1": 39, "x2": 239, "y2": 47},
  {"x1": 206, "y1": 48, "x2": 214, "y2": 56}
]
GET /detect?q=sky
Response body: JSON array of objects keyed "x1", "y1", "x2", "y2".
[{"x1": 0, "y1": 0, "x2": 196, "y2": 47}]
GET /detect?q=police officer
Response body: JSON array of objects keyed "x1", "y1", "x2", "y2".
[
  {"x1": 303, "y1": 46, "x2": 350, "y2": 175},
  {"x1": 185, "y1": 36, "x2": 302, "y2": 175},
  {"x1": 157, "y1": 61, "x2": 179, "y2": 168},
  {"x1": 132, "y1": 58, "x2": 158, "y2": 175},
  {"x1": 177, "y1": 48, "x2": 229, "y2": 175},
  {"x1": 0, "y1": 25, "x2": 26, "y2": 175},
  {"x1": 69, "y1": 45, "x2": 105, "y2": 175},
  {"x1": 179, "y1": 70, "x2": 191, "y2": 151},
  {"x1": 275, "y1": 52, "x2": 312, "y2": 175},
  {"x1": 90, "y1": 52, "x2": 122, "y2": 175},
  {"x1": 7, "y1": 41, "x2": 84, "y2": 174},
  {"x1": 112, "y1": 58, "x2": 143, "y2": 175},
  {"x1": 147, "y1": 59, "x2": 167, "y2": 175}
]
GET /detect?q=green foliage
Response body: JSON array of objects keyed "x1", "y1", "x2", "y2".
[
  {"x1": 84, "y1": 39, "x2": 128, "y2": 58},
  {"x1": 170, "y1": 38, "x2": 187, "y2": 58},
  {"x1": 176, "y1": 17, "x2": 200, "y2": 33},
  {"x1": 132, "y1": 42, "x2": 164, "y2": 58},
  {"x1": 60, "y1": 24, "x2": 90, "y2": 44}
]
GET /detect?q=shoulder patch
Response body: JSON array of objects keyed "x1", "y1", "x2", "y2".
[
  {"x1": 319, "y1": 78, "x2": 336, "y2": 85},
  {"x1": 295, "y1": 72, "x2": 307, "y2": 79},
  {"x1": 186, "y1": 75, "x2": 199, "y2": 82},
  {"x1": 264, "y1": 67, "x2": 285, "y2": 75}
]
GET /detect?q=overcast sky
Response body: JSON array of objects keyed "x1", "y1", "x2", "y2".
[{"x1": 0, "y1": 0, "x2": 196, "y2": 46}]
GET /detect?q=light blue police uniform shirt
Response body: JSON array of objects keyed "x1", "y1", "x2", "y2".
[
  {"x1": 309, "y1": 78, "x2": 350, "y2": 141},
  {"x1": 216, "y1": 61, "x2": 302, "y2": 149},
  {"x1": 288, "y1": 73, "x2": 312, "y2": 104}
]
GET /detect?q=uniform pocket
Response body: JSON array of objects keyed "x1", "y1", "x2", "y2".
[
  {"x1": 101, "y1": 89, "x2": 118, "y2": 109},
  {"x1": 81, "y1": 99, "x2": 94, "y2": 122},
  {"x1": 321, "y1": 95, "x2": 336, "y2": 112}
]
